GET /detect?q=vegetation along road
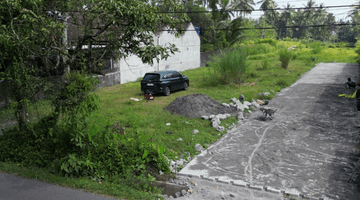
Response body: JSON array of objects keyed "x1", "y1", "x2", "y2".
[
  {"x1": 2, "y1": 0, "x2": 360, "y2": 199},
  {"x1": 1, "y1": 40, "x2": 360, "y2": 199}
]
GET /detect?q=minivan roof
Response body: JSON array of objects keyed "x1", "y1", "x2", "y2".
[{"x1": 145, "y1": 70, "x2": 180, "y2": 75}]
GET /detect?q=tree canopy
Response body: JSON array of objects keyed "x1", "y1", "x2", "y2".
[{"x1": 0, "y1": 0, "x2": 187, "y2": 130}]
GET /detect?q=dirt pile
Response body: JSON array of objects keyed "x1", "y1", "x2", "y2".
[{"x1": 163, "y1": 93, "x2": 238, "y2": 119}]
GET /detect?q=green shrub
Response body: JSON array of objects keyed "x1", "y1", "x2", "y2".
[
  {"x1": 355, "y1": 43, "x2": 360, "y2": 65},
  {"x1": 201, "y1": 43, "x2": 214, "y2": 52},
  {"x1": 311, "y1": 42, "x2": 323, "y2": 54},
  {"x1": 255, "y1": 38, "x2": 278, "y2": 46},
  {"x1": 87, "y1": 127, "x2": 169, "y2": 180},
  {"x1": 339, "y1": 42, "x2": 347, "y2": 48},
  {"x1": 210, "y1": 47, "x2": 249, "y2": 84},
  {"x1": 260, "y1": 58, "x2": 269, "y2": 70},
  {"x1": 301, "y1": 38, "x2": 314, "y2": 48},
  {"x1": 241, "y1": 43, "x2": 275, "y2": 56},
  {"x1": 241, "y1": 40, "x2": 255, "y2": 45},
  {"x1": 292, "y1": 53, "x2": 297, "y2": 60},
  {"x1": 247, "y1": 54, "x2": 265, "y2": 60},
  {"x1": 281, "y1": 37, "x2": 292, "y2": 41},
  {"x1": 277, "y1": 44, "x2": 286, "y2": 50},
  {"x1": 0, "y1": 113, "x2": 170, "y2": 180},
  {"x1": 279, "y1": 49, "x2": 293, "y2": 69},
  {"x1": 0, "y1": 114, "x2": 63, "y2": 168},
  {"x1": 246, "y1": 70, "x2": 259, "y2": 78}
]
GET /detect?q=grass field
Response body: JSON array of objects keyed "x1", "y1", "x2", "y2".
[
  {"x1": 95, "y1": 42, "x2": 356, "y2": 157},
  {"x1": 0, "y1": 41, "x2": 357, "y2": 199}
]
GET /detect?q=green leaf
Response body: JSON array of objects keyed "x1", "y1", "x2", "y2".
[
  {"x1": 158, "y1": 145, "x2": 165, "y2": 155},
  {"x1": 49, "y1": 128, "x2": 53, "y2": 137},
  {"x1": 61, "y1": 163, "x2": 69, "y2": 173},
  {"x1": 142, "y1": 149, "x2": 149, "y2": 159}
]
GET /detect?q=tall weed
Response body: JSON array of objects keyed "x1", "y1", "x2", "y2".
[
  {"x1": 211, "y1": 48, "x2": 249, "y2": 84},
  {"x1": 311, "y1": 42, "x2": 323, "y2": 54},
  {"x1": 279, "y1": 49, "x2": 293, "y2": 69}
]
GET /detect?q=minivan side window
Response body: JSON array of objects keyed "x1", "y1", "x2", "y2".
[{"x1": 173, "y1": 72, "x2": 181, "y2": 77}]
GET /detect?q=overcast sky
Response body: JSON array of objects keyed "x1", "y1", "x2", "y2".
[{"x1": 248, "y1": 0, "x2": 357, "y2": 21}]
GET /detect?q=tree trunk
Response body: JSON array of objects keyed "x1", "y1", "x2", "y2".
[{"x1": 15, "y1": 98, "x2": 27, "y2": 131}]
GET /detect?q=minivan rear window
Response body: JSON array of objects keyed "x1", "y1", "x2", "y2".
[{"x1": 143, "y1": 74, "x2": 160, "y2": 81}]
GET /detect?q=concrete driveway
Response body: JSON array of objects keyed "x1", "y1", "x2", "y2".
[{"x1": 180, "y1": 63, "x2": 360, "y2": 200}]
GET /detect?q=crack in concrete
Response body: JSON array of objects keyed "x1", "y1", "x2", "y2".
[{"x1": 245, "y1": 125, "x2": 275, "y2": 184}]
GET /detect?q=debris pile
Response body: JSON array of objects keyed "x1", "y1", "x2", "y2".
[{"x1": 201, "y1": 114, "x2": 232, "y2": 132}]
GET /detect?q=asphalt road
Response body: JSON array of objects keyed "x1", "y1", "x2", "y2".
[
  {"x1": 0, "y1": 172, "x2": 118, "y2": 200},
  {"x1": 179, "y1": 63, "x2": 360, "y2": 200}
]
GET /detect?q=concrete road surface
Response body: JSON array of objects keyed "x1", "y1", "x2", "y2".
[
  {"x1": 0, "y1": 172, "x2": 118, "y2": 200},
  {"x1": 178, "y1": 63, "x2": 360, "y2": 200}
]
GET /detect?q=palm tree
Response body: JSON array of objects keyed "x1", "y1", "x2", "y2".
[
  {"x1": 279, "y1": 3, "x2": 294, "y2": 38},
  {"x1": 282, "y1": 3, "x2": 294, "y2": 22},
  {"x1": 204, "y1": 0, "x2": 234, "y2": 49},
  {"x1": 208, "y1": 0, "x2": 233, "y2": 21},
  {"x1": 292, "y1": 9, "x2": 305, "y2": 38},
  {"x1": 347, "y1": 1, "x2": 360, "y2": 42},
  {"x1": 291, "y1": 0, "x2": 317, "y2": 39},
  {"x1": 231, "y1": 0, "x2": 255, "y2": 17},
  {"x1": 258, "y1": 0, "x2": 277, "y2": 38},
  {"x1": 303, "y1": 0, "x2": 317, "y2": 35},
  {"x1": 313, "y1": 3, "x2": 326, "y2": 19},
  {"x1": 226, "y1": 16, "x2": 246, "y2": 44},
  {"x1": 348, "y1": 0, "x2": 360, "y2": 17},
  {"x1": 260, "y1": 0, "x2": 277, "y2": 25},
  {"x1": 310, "y1": 3, "x2": 328, "y2": 40}
]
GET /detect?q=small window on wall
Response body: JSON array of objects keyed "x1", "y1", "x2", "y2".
[{"x1": 165, "y1": 65, "x2": 170, "y2": 69}]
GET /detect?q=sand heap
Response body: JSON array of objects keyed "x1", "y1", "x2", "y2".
[{"x1": 163, "y1": 93, "x2": 238, "y2": 119}]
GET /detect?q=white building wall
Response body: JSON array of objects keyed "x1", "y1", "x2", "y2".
[
  {"x1": 116, "y1": 23, "x2": 200, "y2": 84},
  {"x1": 116, "y1": 56, "x2": 157, "y2": 84}
]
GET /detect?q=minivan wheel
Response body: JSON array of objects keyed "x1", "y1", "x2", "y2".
[
  {"x1": 183, "y1": 82, "x2": 188, "y2": 90},
  {"x1": 164, "y1": 87, "x2": 170, "y2": 96}
]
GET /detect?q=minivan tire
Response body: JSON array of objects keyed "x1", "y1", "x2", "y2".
[
  {"x1": 164, "y1": 87, "x2": 170, "y2": 96},
  {"x1": 183, "y1": 82, "x2": 188, "y2": 90}
]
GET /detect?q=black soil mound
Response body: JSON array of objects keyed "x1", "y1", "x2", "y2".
[{"x1": 163, "y1": 93, "x2": 238, "y2": 119}]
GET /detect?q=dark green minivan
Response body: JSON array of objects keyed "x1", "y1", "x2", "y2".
[{"x1": 140, "y1": 70, "x2": 189, "y2": 96}]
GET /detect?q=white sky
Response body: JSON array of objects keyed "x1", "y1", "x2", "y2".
[{"x1": 248, "y1": 0, "x2": 357, "y2": 21}]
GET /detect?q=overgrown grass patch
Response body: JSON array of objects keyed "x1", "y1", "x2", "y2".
[
  {"x1": 255, "y1": 38, "x2": 278, "y2": 46},
  {"x1": 205, "y1": 47, "x2": 249, "y2": 85},
  {"x1": 239, "y1": 43, "x2": 276, "y2": 56},
  {"x1": 311, "y1": 41, "x2": 323, "y2": 54},
  {"x1": 279, "y1": 48, "x2": 293, "y2": 69},
  {"x1": 316, "y1": 48, "x2": 357, "y2": 63}
]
